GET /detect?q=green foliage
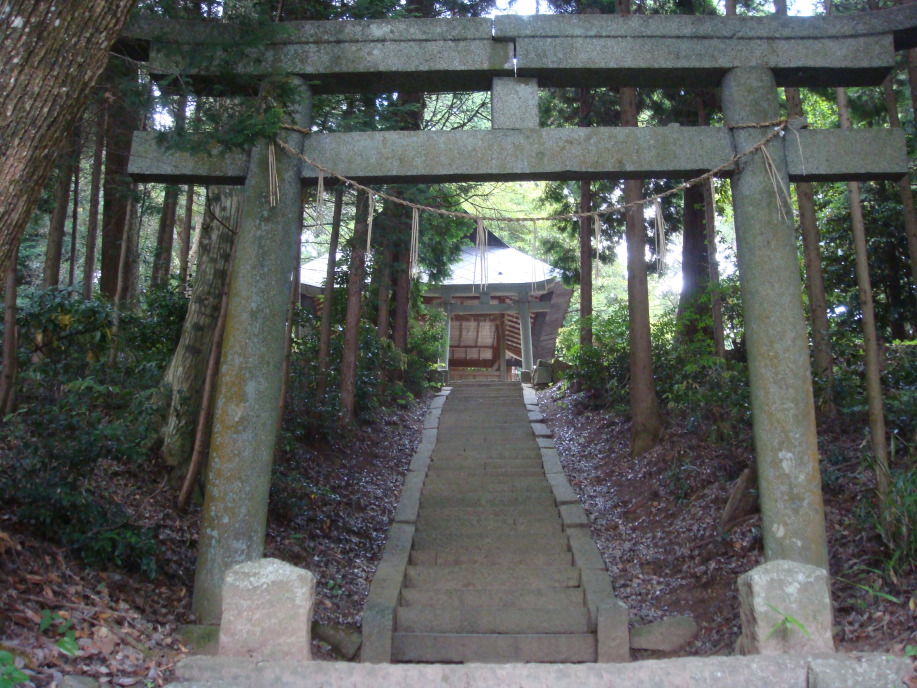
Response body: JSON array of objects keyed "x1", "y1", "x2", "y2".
[
  {"x1": 0, "y1": 651, "x2": 28, "y2": 688},
  {"x1": 39, "y1": 610, "x2": 78, "y2": 657},
  {"x1": 1, "y1": 287, "x2": 184, "y2": 578},
  {"x1": 764, "y1": 603, "x2": 811, "y2": 640}
]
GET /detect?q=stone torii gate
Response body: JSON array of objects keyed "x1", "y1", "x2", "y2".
[{"x1": 123, "y1": 7, "x2": 914, "y2": 627}]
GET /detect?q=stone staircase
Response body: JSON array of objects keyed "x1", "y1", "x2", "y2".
[{"x1": 364, "y1": 381, "x2": 629, "y2": 664}]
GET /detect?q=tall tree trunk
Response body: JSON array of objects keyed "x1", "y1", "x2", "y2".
[
  {"x1": 703, "y1": 178, "x2": 727, "y2": 358},
  {"x1": 100, "y1": 57, "x2": 139, "y2": 299},
  {"x1": 881, "y1": 74, "x2": 917, "y2": 297},
  {"x1": 339, "y1": 191, "x2": 370, "y2": 425},
  {"x1": 316, "y1": 187, "x2": 344, "y2": 398},
  {"x1": 275, "y1": 223, "x2": 303, "y2": 441},
  {"x1": 376, "y1": 241, "x2": 394, "y2": 340},
  {"x1": 161, "y1": 188, "x2": 240, "y2": 474},
  {"x1": 0, "y1": 245, "x2": 19, "y2": 414},
  {"x1": 152, "y1": 186, "x2": 180, "y2": 288},
  {"x1": 775, "y1": 0, "x2": 835, "y2": 406},
  {"x1": 676, "y1": 183, "x2": 711, "y2": 344},
  {"x1": 83, "y1": 106, "x2": 106, "y2": 300},
  {"x1": 43, "y1": 127, "x2": 81, "y2": 288},
  {"x1": 393, "y1": 242, "x2": 411, "y2": 352},
  {"x1": 0, "y1": 0, "x2": 136, "y2": 280},
  {"x1": 579, "y1": 87, "x2": 593, "y2": 349},
  {"x1": 836, "y1": 81, "x2": 891, "y2": 528},
  {"x1": 618, "y1": 0, "x2": 662, "y2": 456},
  {"x1": 68, "y1": 124, "x2": 82, "y2": 288},
  {"x1": 178, "y1": 185, "x2": 196, "y2": 284}
]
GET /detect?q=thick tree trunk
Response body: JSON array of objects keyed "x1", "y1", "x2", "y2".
[
  {"x1": 68, "y1": 125, "x2": 82, "y2": 288},
  {"x1": 0, "y1": 0, "x2": 136, "y2": 281},
  {"x1": 100, "y1": 57, "x2": 140, "y2": 299},
  {"x1": 676, "y1": 183, "x2": 710, "y2": 344},
  {"x1": 580, "y1": 181, "x2": 593, "y2": 349},
  {"x1": 393, "y1": 244, "x2": 411, "y2": 352},
  {"x1": 152, "y1": 186, "x2": 180, "y2": 288},
  {"x1": 776, "y1": 0, "x2": 835, "y2": 401},
  {"x1": 339, "y1": 191, "x2": 370, "y2": 425},
  {"x1": 161, "y1": 188, "x2": 240, "y2": 473},
  {"x1": 376, "y1": 242, "x2": 394, "y2": 340},
  {"x1": 316, "y1": 187, "x2": 344, "y2": 398},
  {"x1": 275, "y1": 224, "x2": 303, "y2": 440},
  {"x1": 0, "y1": 247, "x2": 19, "y2": 414},
  {"x1": 83, "y1": 107, "x2": 106, "y2": 301},
  {"x1": 43, "y1": 128, "x2": 81, "y2": 289},
  {"x1": 178, "y1": 185, "x2": 196, "y2": 284},
  {"x1": 620, "y1": 88, "x2": 663, "y2": 455},
  {"x1": 881, "y1": 74, "x2": 917, "y2": 296},
  {"x1": 579, "y1": 87, "x2": 593, "y2": 349},
  {"x1": 836, "y1": 86, "x2": 891, "y2": 526}
]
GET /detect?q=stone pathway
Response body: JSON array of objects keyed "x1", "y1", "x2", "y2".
[{"x1": 363, "y1": 381, "x2": 628, "y2": 664}]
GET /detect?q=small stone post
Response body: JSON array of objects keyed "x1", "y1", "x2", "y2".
[
  {"x1": 519, "y1": 296, "x2": 534, "y2": 372},
  {"x1": 721, "y1": 67, "x2": 829, "y2": 571},
  {"x1": 192, "y1": 81, "x2": 312, "y2": 624}
]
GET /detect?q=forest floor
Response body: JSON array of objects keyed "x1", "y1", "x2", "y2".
[{"x1": 1, "y1": 384, "x2": 916, "y2": 687}]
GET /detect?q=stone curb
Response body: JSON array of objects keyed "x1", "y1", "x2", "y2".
[
  {"x1": 169, "y1": 653, "x2": 912, "y2": 688},
  {"x1": 361, "y1": 390, "x2": 450, "y2": 663}
]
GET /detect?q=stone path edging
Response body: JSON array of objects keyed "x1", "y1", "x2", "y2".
[
  {"x1": 361, "y1": 388, "x2": 451, "y2": 663},
  {"x1": 166, "y1": 652, "x2": 911, "y2": 687}
]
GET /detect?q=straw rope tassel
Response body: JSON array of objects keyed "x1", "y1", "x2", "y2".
[
  {"x1": 268, "y1": 142, "x2": 280, "y2": 208},
  {"x1": 594, "y1": 214, "x2": 601, "y2": 282},
  {"x1": 410, "y1": 207, "x2": 420, "y2": 279},
  {"x1": 366, "y1": 193, "x2": 375, "y2": 253},
  {"x1": 315, "y1": 172, "x2": 325, "y2": 231},
  {"x1": 654, "y1": 198, "x2": 666, "y2": 273}
]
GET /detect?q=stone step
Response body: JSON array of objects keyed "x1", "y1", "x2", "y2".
[
  {"x1": 409, "y1": 544, "x2": 572, "y2": 567},
  {"x1": 399, "y1": 587, "x2": 586, "y2": 609},
  {"x1": 411, "y1": 531, "x2": 570, "y2": 552},
  {"x1": 413, "y1": 516, "x2": 563, "y2": 534},
  {"x1": 428, "y1": 461, "x2": 544, "y2": 473},
  {"x1": 420, "y1": 492, "x2": 557, "y2": 509},
  {"x1": 421, "y1": 478, "x2": 551, "y2": 493},
  {"x1": 395, "y1": 606, "x2": 591, "y2": 634},
  {"x1": 391, "y1": 632, "x2": 597, "y2": 663},
  {"x1": 416, "y1": 506, "x2": 556, "y2": 520},
  {"x1": 425, "y1": 467, "x2": 546, "y2": 479},
  {"x1": 404, "y1": 565, "x2": 581, "y2": 590}
]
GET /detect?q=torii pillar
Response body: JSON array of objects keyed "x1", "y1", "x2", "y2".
[
  {"x1": 722, "y1": 67, "x2": 829, "y2": 570},
  {"x1": 192, "y1": 81, "x2": 312, "y2": 624}
]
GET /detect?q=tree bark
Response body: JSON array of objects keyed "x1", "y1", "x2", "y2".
[
  {"x1": 836, "y1": 85, "x2": 891, "y2": 527},
  {"x1": 275, "y1": 222, "x2": 303, "y2": 440},
  {"x1": 178, "y1": 185, "x2": 196, "y2": 284},
  {"x1": 316, "y1": 187, "x2": 344, "y2": 398},
  {"x1": 43, "y1": 127, "x2": 81, "y2": 289},
  {"x1": 0, "y1": 0, "x2": 136, "y2": 281},
  {"x1": 0, "y1": 246, "x2": 19, "y2": 414},
  {"x1": 776, "y1": 0, "x2": 835, "y2": 404},
  {"x1": 83, "y1": 107, "x2": 106, "y2": 301},
  {"x1": 393, "y1": 243, "x2": 411, "y2": 352},
  {"x1": 676, "y1": 183, "x2": 711, "y2": 344},
  {"x1": 579, "y1": 87, "x2": 593, "y2": 349},
  {"x1": 376, "y1": 242, "x2": 394, "y2": 340},
  {"x1": 100, "y1": 57, "x2": 140, "y2": 299},
  {"x1": 161, "y1": 188, "x2": 240, "y2": 473},
  {"x1": 68, "y1": 124, "x2": 83, "y2": 288},
  {"x1": 339, "y1": 191, "x2": 370, "y2": 425},
  {"x1": 702, "y1": 178, "x2": 727, "y2": 358},
  {"x1": 152, "y1": 186, "x2": 180, "y2": 288},
  {"x1": 881, "y1": 74, "x2": 917, "y2": 297}
]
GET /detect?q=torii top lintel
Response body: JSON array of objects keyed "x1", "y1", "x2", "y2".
[{"x1": 119, "y1": 5, "x2": 917, "y2": 94}]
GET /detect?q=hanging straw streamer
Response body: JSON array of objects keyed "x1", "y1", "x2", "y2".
[
  {"x1": 366, "y1": 193, "x2": 375, "y2": 253},
  {"x1": 594, "y1": 214, "x2": 602, "y2": 282},
  {"x1": 474, "y1": 218, "x2": 488, "y2": 292},
  {"x1": 314, "y1": 172, "x2": 325, "y2": 231},
  {"x1": 653, "y1": 198, "x2": 667, "y2": 274},
  {"x1": 531, "y1": 220, "x2": 539, "y2": 291},
  {"x1": 410, "y1": 207, "x2": 420, "y2": 279},
  {"x1": 268, "y1": 142, "x2": 280, "y2": 207},
  {"x1": 760, "y1": 144, "x2": 793, "y2": 221}
]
